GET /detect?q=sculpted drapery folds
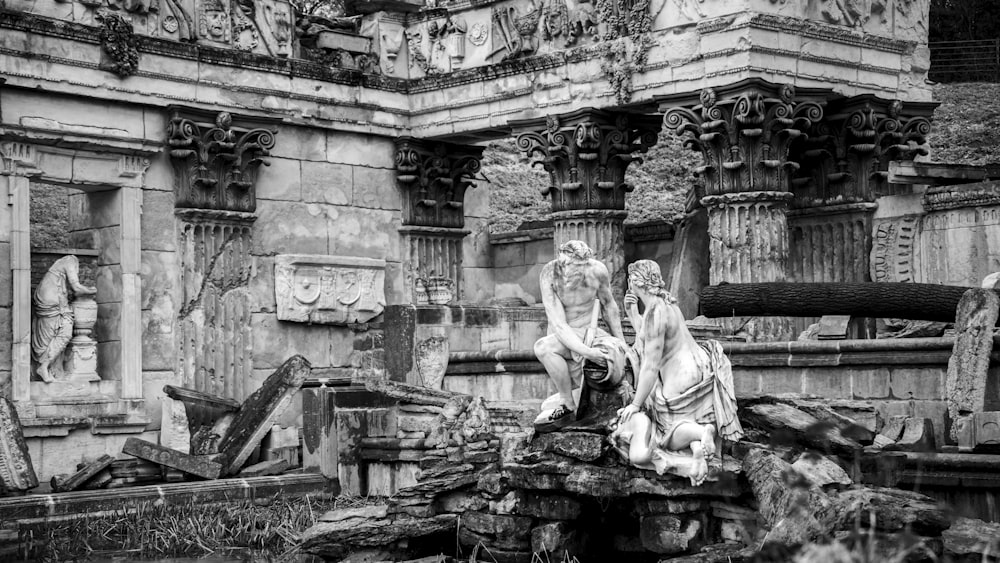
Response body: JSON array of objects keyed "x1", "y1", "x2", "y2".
[
  {"x1": 612, "y1": 260, "x2": 743, "y2": 486},
  {"x1": 31, "y1": 256, "x2": 97, "y2": 383}
]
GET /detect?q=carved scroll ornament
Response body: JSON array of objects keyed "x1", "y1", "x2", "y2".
[
  {"x1": 395, "y1": 138, "x2": 483, "y2": 228},
  {"x1": 514, "y1": 111, "x2": 659, "y2": 212},
  {"x1": 167, "y1": 110, "x2": 276, "y2": 213},
  {"x1": 663, "y1": 84, "x2": 824, "y2": 197}
]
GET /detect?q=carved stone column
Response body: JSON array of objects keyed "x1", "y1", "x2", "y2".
[
  {"x1": 394, "y1": 137, "x2": 483, "y2": 305},
  {"x1": 511, "y1": 109, "x2": 660, "y2": 297},
  {"x1": 661, "y1": 80, "x2": 826, "y2": 340},
  {"x1": 168, "y1": 108, "x2": 277, "y2": 400}
]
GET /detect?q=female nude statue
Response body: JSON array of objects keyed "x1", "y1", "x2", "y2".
[{"x1": 611, "y1": 260, "x2": 743, "y2": 485}]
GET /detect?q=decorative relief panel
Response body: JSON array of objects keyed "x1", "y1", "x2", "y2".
[
  {"x1": 870, "y1": 215, "x2": 918, "y2": 283},
  {"x1": 275, "y1": 255, "x2": 386, "y2": 325}
]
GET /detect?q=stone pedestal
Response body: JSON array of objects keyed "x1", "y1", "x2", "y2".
[{"x1": 64, "y1": 297, "x2": 99, "y2": 382}]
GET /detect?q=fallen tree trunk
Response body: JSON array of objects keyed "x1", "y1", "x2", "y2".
[{"x1": 701, "y1": 282, "x2": 996, "y2": 323}]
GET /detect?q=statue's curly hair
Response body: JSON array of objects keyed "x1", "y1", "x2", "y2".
[
  {"x1": 558, "y1": 240, "x2": 594, "y2": 262},
  {"x1": 628, "y1": 260, "x2": 676, "y2": 303}
]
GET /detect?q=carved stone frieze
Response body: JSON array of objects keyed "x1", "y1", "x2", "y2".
[
  {"x1": 395, "y1": 137, "x2": 483, "y2": 229},
  {"x1": 512, "y1": 109, "x2": 660, "y2": 213},
  {"x1": 491, "y1": 2, "x2": 542, "y2": 61},
  {"x1": 923, "y1": 181, "x2": 1000, "y2": 213},
  {"x1": 275, "y1": 255, "x2": 386, "y2": 325},
  {"x1": 167, "y1": 108, "x2": 278, "y2": 213},
  {"x1": 662, "y1": 81, "x2": 825, "y2": 197},
  {"x1": 792, "y1": 96, "x2": 934, "y2": 206}
]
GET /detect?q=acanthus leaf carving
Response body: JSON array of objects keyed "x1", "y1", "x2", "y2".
[
  {"x1": 790, "y1": 96, "x2": 932, "y2": 206},
  {"x1": 167, "y1": 109, "x2": 277, "y2": 213},
  {"x1": 663, "y1": 82, "x2": 825, "y2": 197},
  {"x1": 513, "y1": 110, "x2": 659, "y2": 213},
  {"x1": 395, "y1": 137, "x2": 483, "y2": 228}
]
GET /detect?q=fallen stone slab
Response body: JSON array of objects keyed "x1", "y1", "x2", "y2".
[
  {"x1": 529, "y1": 431, "x2": 605, "y2": 462},
  {"x1": 942, "y1": 517, "x2": 1000, "y2": 562},
  {"x1": 742, "y1": 403, "x2": 863, "y2": 457},
  {"x1": 790, "y1": 452, "x2": 852, "y2": 489},
  {"x1": 238, "y1": 459, "x2": 289, "y2": 477},
  {"x1": 884, "y1": 418, "x2": 936, "y2": 452},
  {"x1": 216, "y1": 354, "x2": 312, "y2": 476},
  {"x1": 0, "y1": 398, "x2": 38, "y2": 492},
  {"x1": 50, "y1": 454, "x2": 115, "y2": 492},
  {"x1": 361, "y1": 377, "x2": 472, "y2": 412},
  {"x1": 300, "y1": 504, "x2": 456, "y2": 560},
  {"x1": 830, "y1": 486, "x2": 952, "y2": 537},
  {"x1": 946, "y1": 288, "x2": 1000, "y2": 442},
  {"x1": 659, "y1": 543, "x2": 757, "y2": 563},
  {"x1": 122, "y1": 437, "x2": 223, "y2": 479}
]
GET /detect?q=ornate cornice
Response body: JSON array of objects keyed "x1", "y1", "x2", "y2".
[
  {"x1": 167, "y1": 107, "x2": 279, "y2": 214},
  {"x1": 510, "y1": 109, "x2": 660, "y2": 213},
  {"x1": 661, "y1": 81, "x2": 825, "y2": 196},
  {"x1": 395, "y1": 137, "x2": 484, "y2": 229}
]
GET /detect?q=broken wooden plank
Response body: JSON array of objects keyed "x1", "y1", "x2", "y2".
[
  {"x1": 0, "y1": 398, "x2": 38, "y2": 492},
  {"x1": 50, "y1": 454, "x2": 115, "y2": 492},
  {"x1": 122, "y1": 437, "x2": 222, "y2": 480},
  {"x1": 216, "y1": 355, "x2": 312, "y2": 477}
]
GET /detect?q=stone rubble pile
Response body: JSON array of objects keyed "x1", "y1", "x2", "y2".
[{"x1": 302, "y1": 383, "x2": 1000, "y2": 562}]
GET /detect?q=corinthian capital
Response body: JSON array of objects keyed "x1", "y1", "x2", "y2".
[
  {"x1": 660, "y1": 80, "x2": 827, "y2": 196},
  {"x1": 510, "y1": 108, "x2": 660, "y2": 213},
  {"x1": 394, "y1": 137, "x2": 483, "y2": 229}
]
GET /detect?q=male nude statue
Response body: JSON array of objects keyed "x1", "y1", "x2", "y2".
[
  {"x1": 611, "y1": 260, "x2": 742, "y2": 485},
  {"x1": 32, "y1": 255, "x2": 96, "y2": 382},
  {"x1": 533, "y1": 240, "x2": 628, "y2": 432}
]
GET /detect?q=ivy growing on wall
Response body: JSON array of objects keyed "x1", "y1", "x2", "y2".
[{"x1": 595, "y1": 0, "x2": 652, "y2": 104}]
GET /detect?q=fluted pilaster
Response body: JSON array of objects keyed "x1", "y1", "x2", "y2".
[{"x1": 394, "y1": 137, "x2": 483, "y2": 304}]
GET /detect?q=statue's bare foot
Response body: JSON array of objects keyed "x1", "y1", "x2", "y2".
[
  {"x1": 688, "y1": 441, "x2": 709, "y2": 486},
  {"x1": 36, "y1": 364, "x2": 53, "y2": 383},
  {"x1": 700, "y1": 424, "x2": 717, "y2": 459}
]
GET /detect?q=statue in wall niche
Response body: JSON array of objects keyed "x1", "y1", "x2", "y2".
[
  {"x1": 31, "y1": 256, "x2": 97, "y2": 383},
  {"x1": 610, "y1": 260, "x2": 743, "y2": 486},
  {"x1": 533, "y1": 240, "x2": 632, "y2": 432}
]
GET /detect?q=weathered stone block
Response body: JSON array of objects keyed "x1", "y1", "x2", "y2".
[
  {"x1": 253, "y1": 201, "x2": 329, "y2": 256},
  {"x1": 790, "y1": 453, "x2": 852, "y2": 489},
  {"x1": 885, "y1": 417, "x2": 936, "y2": 452},
  {"x1": 531, "y1": 521, "x2": 580, "y2": 559},
  {"x1": 327, "y1": 206, "x2": 400, "y2": 259},
  {"x1": 301, "y1": 161, "x2": 353, "y2": 205},
  {"x1": 256, "y1": 157, "x2": 301, "y2": 202},
  {"x1": 251, "y1": 313, "x2": 351, "y2": 370},
  {"x1": 891, "y1": 367, "x2": 945, "y2": 401},
  {"x1": 122, "y1": 437, "x2": 222, "y2": 479},
  {"x1": 463, "y1": 511, "x2": 534, "y2": 539},
  {"x1": 633, "y1": 497, "x2": 709, "y2": 516},
  {"x1": 139, "y1": 190, "x2": 176, "y2": 252},
  {"x1": 352, "y1": 166, "x2": 400, "y2": 211},
  {"x1": 639, "y1": 515, "x2": 701, "y2": 555},
  {"x1": 530, "y1": 431, "x2": 604, "y2": 462},
  {"x1": 0, "y1": 398, "x2": 38, "y2": 491},
  {"x1": 851, "y1": 367, "x2": 892, "y2": 399},
  {"x1": 946, "y1": 288, "x2": 1000, "y2": 441},
  {"x1": 434, "y1": 490, "x2": 489, "y2": 513},
  {"x1": 326, "y1": 131, "x2": 395, "y2": 168},
  {"x1": 511, "y1": 491, "x2": 582, "y2": 520}
]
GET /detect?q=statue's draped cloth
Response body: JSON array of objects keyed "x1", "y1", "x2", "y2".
[
  {"x1": 644, "y1": 340, "x2": 744, "y2": 448},
  {"x1": 31, "y1": 272, "x2": 73, "y2": 364}
]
